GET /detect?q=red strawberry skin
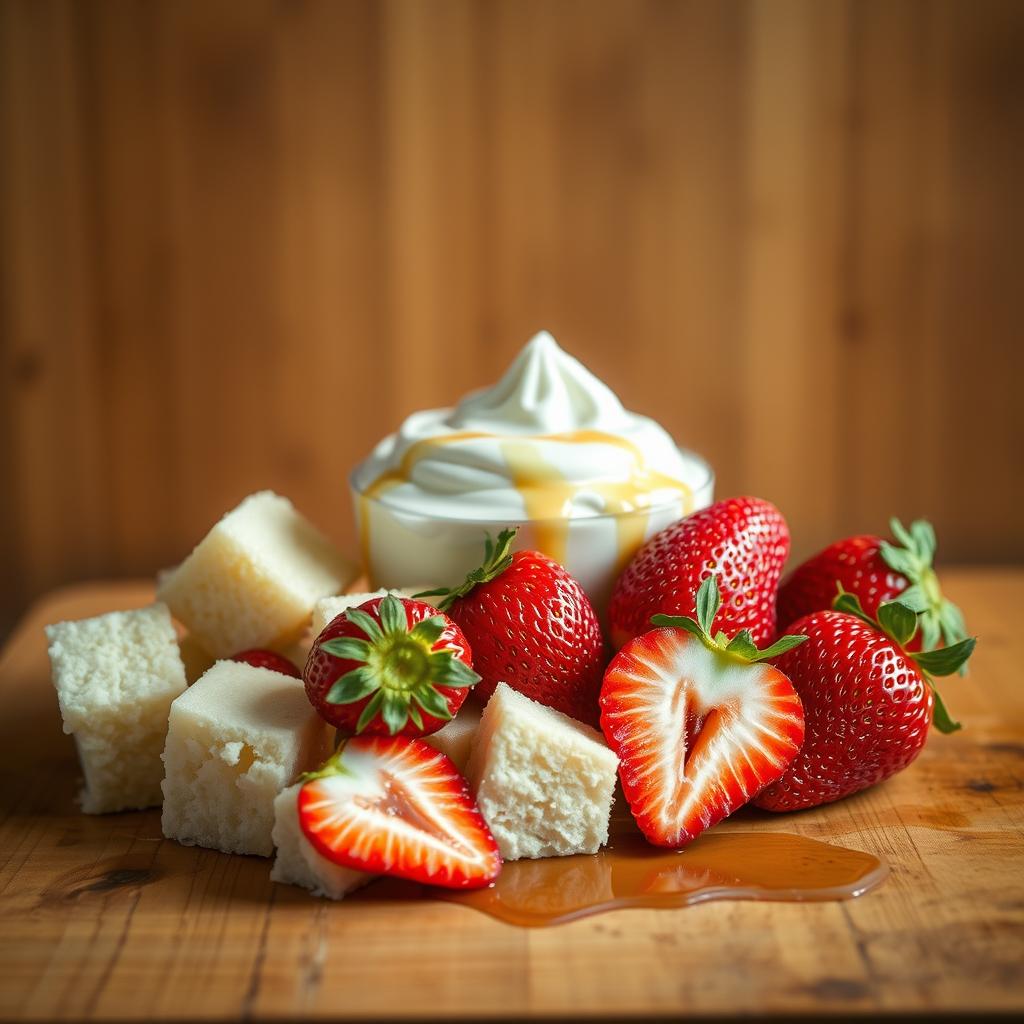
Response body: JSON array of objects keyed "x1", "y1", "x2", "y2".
[
  {"x1": 609, "y1": 497, "x2": 790, "y2": 650},
  {"x1": 299, "y1": 736, "x2": 501, "y2": 889},
  {"x1": 600, "y1": 628, "x2": 805, "y2": 847},
  {"x1": 446, "y1": 550, "x2": 606, "y2": 725},
  {"x1": 304, "y1": 597, "x2": 473, "y2": 736},
  {"x1": 776, "y1": 535, "x2": 910, "y2": 639},
  {"x1": 754, "y1": 610, "x2": 933, "y2": 812},
  {"x1": 231, "y1": 649, "x2": 301, "y2": 678}
]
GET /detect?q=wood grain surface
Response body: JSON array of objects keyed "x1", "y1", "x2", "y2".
[
  {"x1": 2, "y1": 0, "x2": 1023, "y2": 638},
  {"x1": 0, "y1": 570, "x2": 1021, "y2": 1020}
]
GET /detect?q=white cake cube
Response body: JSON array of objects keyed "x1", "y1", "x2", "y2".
[
  {"x1": 45, "y1": 604, "x2": 187, "y2": 814},
  {"x1": 161, "y1": 660, "x2": 332, "y2": 856},
  {"x1": 465, "y1": 683, "x2": 619, "y2": 861},
  {"x1": 157, "y1": 491, "x2": 357, "y2": 657},
  {"x1": 424, "y1": 701, "x2": 482, "y2": 772},
  {"x1": 311, "y1": 590, "x2": 389, "y2": 637},
  {"x1": 270, "y1": 783, "x2": 371, "y2": 899},
  {"x1": 311, "y1": 586, "x2": 438, "y2": 637}
]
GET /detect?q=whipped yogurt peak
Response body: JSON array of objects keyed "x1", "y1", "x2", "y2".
[
  {"x1": 449, "y1": 331, "x2": 631, "y2": 435},
  {"x1": 354, "y1": 330, "x2": 711, "y2": 528}
]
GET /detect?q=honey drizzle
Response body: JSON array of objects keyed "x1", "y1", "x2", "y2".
[
  {"x1": 358, "y1": 430, "x2": 697, "y2": 576},
  {"x1": 439, "y1": 823, "x2": 888, "y2": 928},
  {"x1": 345, "y1": 817, "x2": 888, "y2": 928}
]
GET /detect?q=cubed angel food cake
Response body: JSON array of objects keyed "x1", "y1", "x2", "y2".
[
  {"x1": 161, "y1": 660, "x2": 333, "y2": 856},
  {"x1": 310, "y1": 586, "x2": 438, "y2": 638},
  {"x1": 157, "y1": 491, "x2": 357, "y2": 658},
  {"x1": 45, "y1": 603, "x2": 187, "y2": 814},
  {"x1": 270, "y1": 702, "x2": 482, "y2": 899},
  {"x1": 271, "y1": 783, "x2": 370, "y2": 900},
  {"x1": 465, "y1": 683, "x2": 619, "y2": 860}
]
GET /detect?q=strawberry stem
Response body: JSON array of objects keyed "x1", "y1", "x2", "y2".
[
  {"x1": 652, "y1": 575, "x2": 808, "y2": 664},
  {"x1": 318, "y1": 594, "x2": 480, "y2": 735},
  {"x1": 831, "y1": 587, "x2": 976, "y2": 734},
  {"x1": 298, "y1": 743, "x2": 351, "y2": 783},
  {"x1": 879, "y1": 517, "x2": 968, "y2": 652},
  {"x1": 414, "y1": 529, "x2": 518, "y2": 612}
]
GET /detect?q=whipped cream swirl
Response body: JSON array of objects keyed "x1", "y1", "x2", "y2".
[{"x1": 353, "y1": 332, "x2": 706, "y2": 521}]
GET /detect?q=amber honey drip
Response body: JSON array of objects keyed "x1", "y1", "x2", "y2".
[
  {"x1": 439, "y1": 816, "x2": 888, "y2": 927},
  {"x1": 358, "y1": 429, "x2": 697, "y2": 575}
]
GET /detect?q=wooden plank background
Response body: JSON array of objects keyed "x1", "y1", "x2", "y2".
[{"x1": 1, "y1": 0, "x2": 1022, "y2": 638}]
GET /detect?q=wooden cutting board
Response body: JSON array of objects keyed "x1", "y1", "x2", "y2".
[{"x1": 1, "y1": 570, "x2": 1022, "y2": 1020}]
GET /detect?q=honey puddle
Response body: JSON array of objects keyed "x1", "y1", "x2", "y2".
[{"x1": 350, "y1": 814, "x2": 888, "y2": 928}]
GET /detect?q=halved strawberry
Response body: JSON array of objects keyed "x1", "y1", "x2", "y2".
[
  {"x1": 297, "y1": 736, "x2": 501, "y2": 890},
  {"x1": 600, "y1": 575, "x2": 807, "y2": 848}
]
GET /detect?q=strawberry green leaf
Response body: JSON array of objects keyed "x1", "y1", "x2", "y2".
[
  {"x1": 430, "y1": 656, "x2": 481, "y2": 688},
  {"x1": 378, "y1": 594, "x2": 407, "y2": 636},
  {"x1": 413, "y1": 687, "x2": 454, "y2": 721},
  {"x1": 751, "y1": 634, "x2": 809, "y2": 661},
  {"x1": 725, "y1": 630, "x2": 758, "y2": 661},
  {"x1": 938, "y1": 601, "x2": 970, "y2": 676},
  {"x1": 298, "y1": 744, "x2": 351, "y2": 784},
  {"x1": 939, "y1": 601, "x2": 968, "y2": 645},
  {"x1": 892, "y1": 583, "x2": 930, "y2": 614},
  {"x1": 407, "y1": 703, "x2": 424, "y2": 730},
  {"x1": 930, "y1": 685, "x2": 961, "y2": 734},
  {"x1": 654, "y1": 596, "x2": 805, "y2": 663},
  {"x1": 889, "y1": 517, "x2": 917, "y2": 552},
  {"x1": 344, "y1": 607, "x2": 384, "y2": 643},
  {"x1": 878, "y1": 600, "x2": 918, "y2": 648},
  {"x1": 912, "y1": 636, "x2": 976, "y2": 677},
  {"x1": 424, "y1": 528, "x2": 518, "y2": 612},
  {"x1": 920, "y1": 614, "x2": 941, "y2": 653},
  {"x1": 910, "y1": 519, "x2": 937, "y2": 562},
  {"x1": 380, "y1": 690, "x2": 409, "y2": 735},
  {"x1": 427, "y1": 650, "x2": 480, "y2": 686},
  {"x1": 321, "y1": 637, "x2": 372, "y2": 662},
  {"x1": 832, "y1": 588, "x2": 877, "y2": 627},
  {"x1": 880, "y1": 517, "x2": 967, "y2": 655},
  {"x1": 695, "y1": 574, "x2": 721, "y2": 636},
  {"x1": 878, "y1": 543, "x2": 919, "y2": 578},
  {"x1": 409, "y1": 616, "x2": 446, "y2": 647},
  {"x1": 325, "y1": 666, "x2": 378, "y2": 705},
  {"x1": 355, "y1": 691, "x2": 384, "y2": 733},
  {"x1": 651, "y1": 614, "x2": 706, "y2": 640}
]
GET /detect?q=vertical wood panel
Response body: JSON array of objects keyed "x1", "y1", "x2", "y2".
[
  {"x1": 739, "y1": 0, "x2": 848, "y2": 553},
  {"x1": 1, "y1": 0, "x2": 1021, "y2": 635},
  {"x1": 0, "y1": 1, "x2": 108, "y2": 592}
]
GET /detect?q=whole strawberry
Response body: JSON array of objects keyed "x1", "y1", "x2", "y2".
[
  {"x1": 754, "y1": 593, "x2": 975, "y2": 812},
  {"x1": 609, "y1": 496, "x2": 790, "y2": 650},
  {"x1": 420, "y1": 529, "x2": 606, "y2": 725},
  {"x1": 777, "y1": 518, "x2": 967, "y2": 651},
  {"x1": 304, "y1": 594, "x2": 479, "y2": 736}
]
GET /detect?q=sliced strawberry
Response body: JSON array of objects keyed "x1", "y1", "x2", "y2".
[
  {"x1": 600, "y1": 576, "x2": 806, "y2": 847},
  {"x1": 298, "y1": 736, "x2": 501, "y2": 889}
]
